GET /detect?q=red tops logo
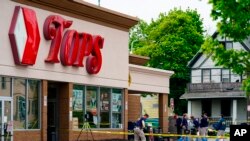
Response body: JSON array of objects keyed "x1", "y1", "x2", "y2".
[{"x1": 9, "y1": 6, "x2": 104, "y2": 74}]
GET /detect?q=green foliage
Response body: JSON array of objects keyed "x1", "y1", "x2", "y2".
[
  {"x1": 202, "y1": 37, "x2": 250, "y2": 75},
  {"x1": 202, "y1": 37, "x2": 250, "y2": 96},
  {"x1": 129, "y1": 8, "x2": 204, "y2": 114},
  {"x1": 209, "y1": 0, "x2": 250, "y2": 41},
  {"x1": 203, "y1": 0, "x2": 250, "y2": 96}
]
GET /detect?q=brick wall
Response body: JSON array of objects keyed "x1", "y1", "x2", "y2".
[
  {"x1": 128, "y1": 95, "x2": 141, "y2": 122},
  {"x1": 14, "y1": 131, "x2": 41, "y2": 141}
]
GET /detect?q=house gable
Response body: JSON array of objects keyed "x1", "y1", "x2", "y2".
[{"x1": 189, "y1": 33, "x2": 250, "y2": 84}]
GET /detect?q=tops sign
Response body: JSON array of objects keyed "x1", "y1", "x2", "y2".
[{"x1": 8, "y1": 6, "x2": 104, "y2": 74}]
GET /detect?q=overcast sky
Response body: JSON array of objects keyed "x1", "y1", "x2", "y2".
[{"x1": 84, "y1": 0, "x2": 217, "y2": 35}]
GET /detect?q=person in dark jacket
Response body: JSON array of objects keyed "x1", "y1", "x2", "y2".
[
  {"x1": 134, "y1": 114, "x2": 149, "y2": 141},
  {"x1": 190, "y1": 116, "x2": 199, "y2": 135},
  {"x1": 175, "y1": 114, "x2": 182, "y2": 138},
  {"x1": 199, "y1": 113, "x2": 209, "y2": 137},
  {"x1": 182, "y1": 113, "x2": 188, "y2": 134},
  {"x1": 215, "y1": 114, "x2": 226, "y2": 140}
]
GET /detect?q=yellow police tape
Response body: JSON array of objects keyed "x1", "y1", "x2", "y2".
[{"x1": 78, "y1": 130, "x2": 229, "y2": 139}]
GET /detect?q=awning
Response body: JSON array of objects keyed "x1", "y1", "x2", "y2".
[{"x1": 180, "y1": 91, "x2": 246, "y2": 100}]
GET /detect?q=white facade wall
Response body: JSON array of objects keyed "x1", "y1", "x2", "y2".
[
  {"x1": 200, "y1": 57, "x2": 218, "y2": 68},
  {"x1": 211, "y1": 99, "x2": 221, "y2": 117},
  {"x1": 237, "y1": 99, "x2": 247, "y2": 123},
  {"x1": 192, "y1": 54, "x2": 206, "y2": 68},
  {"x1": 0, "y1": 1, "x2": 129, "y2": 88},
  {"x1": 129, "y1": 65, "x2": 173, "y2": 93},
  {"x1": 191, "y1": 100, "x2": 201, "y2": 118},
  {"x1": 231, "y1": 73, "x2": 241, "y2": 82},
  {"x1": 233, "y1": 42, "x2": 245, "y2": 50}
]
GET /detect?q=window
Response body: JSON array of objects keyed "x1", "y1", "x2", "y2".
[
  {"x1": 111, "y1": 89, "x2": 122, "y2": 128},
  {"x1": 0, "y1": 76, "x2": 11, "y2": 97},
  {"x1": 27, "y1": 80, "x2": 40, "y2": 129},
  {"x1": 225, "y1": 42, "x2": 233, "y2": 50},
  {"x1": 13, "y1": 78, "x2": 41, "y2": 130},
  {"x1": 221, "y1": 42, "x2": 233, "y2": 50},
  {"x1": 100, "y1": 88, "x2": 111, "y2": 128},
  {"x1": 72, "y1": 85, "x2": 85, "y2": 129},
  {"x1": 202, "y1": 69, "x2": 211, "y2": 83},
  {"x1": 72, "y1": 85, "x2": 123, "y2": 129},
  {"x1": 86, "y1": 86, "x2": 98, "y2": 128},
  {"x1": 13, "y1": 78, "x2": 26, "y2": 129},
  {"x1": 222, "y1": 69, "x2": 230, "y2": 82},
  {"x1": 1, "y1": 77, "x2": 6, "y2": 89}
]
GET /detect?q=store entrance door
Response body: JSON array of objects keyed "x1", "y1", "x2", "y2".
[
  {"x1": 0, "y1": 99, "x2": 13, "y2": 141},
  {"x1": 47, "y1": 85, "x2": 59, "y2": 141}
]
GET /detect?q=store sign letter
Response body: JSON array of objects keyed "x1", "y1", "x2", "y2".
[
  {"x1": 9, "y1": 6, "x2": 41, "y2": 65},
  {"x1": 43, "y1": 15, "x2": 104, "y2": 74}
]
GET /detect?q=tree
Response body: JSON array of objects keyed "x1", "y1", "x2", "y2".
[
  {"x1": 202, "y1": 0, "x2": 250, "y2": 96},
  {"x1": 209, "y1": 0, "x2": 250, "y2": 41},
  {"x1": 129, "y1": 8, "x2": 204, "y2": 114}
]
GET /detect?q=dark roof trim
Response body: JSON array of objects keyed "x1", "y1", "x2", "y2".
[
  {"x1": 187, "y1": 51, "x2": 203, "y2": 68},
  {"x1": 211, "y1": 31, "x2": 219, "y2": 39},
  {"x1": 240, "y1": 42, "x2": 250, "y2": 52}
]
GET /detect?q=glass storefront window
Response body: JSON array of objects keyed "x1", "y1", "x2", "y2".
[
  {"x1": 0, "y1": 77, "x2": 11, "y2": 97},
  {"x1": 27, "y1": 80, "x2": 40, "y2": 129},
  {"x1": 72, "y1": 85, "x2": 85, "y2": 129},
  {"x1": 111, "y1": 89, "x2": 122, "y2": 128},
  {"x1": 100, "y1": 88, "x2": 111, "y2": 128},
  {"x1": 13, "y1": 78, "x2": 26, "y2": 129},
  {"x1": 86, "y1": 86, "x2": 98, "y2": 128},
  {"x1": 72, "y1": 85, "x2": 123, "y2": 129},
  {"x1": 11, "y1": 77, "x2": 41, "y2": 130}
]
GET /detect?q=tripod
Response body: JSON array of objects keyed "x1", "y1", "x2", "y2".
[{"x1": 77, "y1": 120, "x2": 95, "y2": 141}]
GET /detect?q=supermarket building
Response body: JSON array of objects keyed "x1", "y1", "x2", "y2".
[{"x1": 0, "y1": 0, "x2": 174, "y2": 141}]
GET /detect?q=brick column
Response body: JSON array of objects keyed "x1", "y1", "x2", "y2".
[
  {"x1": 58, "y1": 82, "x2": 73, "y2": 141},
  {"x1": 124, "y1": 89, "x2": 128, "y2": 139},
  {"x1": 159, "y1": 93, "x2": 168, "y2": 133},
  {"x1": 41, "y1": 80, "x2": 48, "y2": 141}
]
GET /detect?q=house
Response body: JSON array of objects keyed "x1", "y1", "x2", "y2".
[{"x1": 180, "y1": 32, "x2": 250, "y2": 126}]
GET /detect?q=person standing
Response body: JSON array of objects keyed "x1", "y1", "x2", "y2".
[
  {"x1": 190, "y1": 116, "x2": 199, "y2": 135},
  {"x1": 175, "y1": 114, "x2": 183, "y2": 139},
  {"x1": 214, "y1": 114, "x2": 226, "y2": 141},
  {"x1": 182, "y1": 113, "x2": 188, "y2": 134},
  {"x1": 181, "y1": 113, "x2": 189, "y2": 141},
  {"x1": 134, "y1": 114, "x2": 149, "y2": 141},
  {"x1": 199, "y1": 113, "x2": 209, "y2": 140}
]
